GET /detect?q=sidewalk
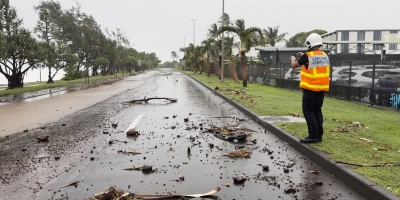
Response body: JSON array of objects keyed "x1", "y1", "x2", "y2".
[{"x1": 0, "y1": 72, "x2": 155, "y2": 138}]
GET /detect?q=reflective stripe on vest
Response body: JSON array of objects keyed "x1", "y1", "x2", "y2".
[{"x1": 299, "y1": 50, "x2": 330, "y2": 92}]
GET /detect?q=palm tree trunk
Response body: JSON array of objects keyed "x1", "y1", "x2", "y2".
[
  {"x1": 206, "y1": 55, "x2": 210, "y2": 77},
  {"x1": 241, "y1": 52, "x2": 247, "y2": 87},
  {"x1": 230, "y1": 56, "x2": 239, "y2": 83}
]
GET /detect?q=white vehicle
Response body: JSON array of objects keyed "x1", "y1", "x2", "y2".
[
  {"x1": 334, "y1": 69, "x2": 395, "y2": 88},
  {"x1": 357, "y1": 64, "x2": 398, "y2": 70},
  {"x1": 331, "y1": 66, "x2": 364, "y2": 82},
  {"x1": 285, "y1": 66, "x2": 361, "y2": 82},
  {"x1": 284, "y1": 68, "x2": 301, "y2": 80}
]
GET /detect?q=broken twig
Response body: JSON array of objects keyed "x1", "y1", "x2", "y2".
[{"x1": 48, "y1": 181, "x2": 80, "y2": 191}]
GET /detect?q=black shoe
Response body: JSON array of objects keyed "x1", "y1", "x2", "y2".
[{"x1": 300, "y1": 137, "x2": 321, "y2": 144}]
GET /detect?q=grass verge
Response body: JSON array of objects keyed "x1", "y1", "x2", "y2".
[
  {"x1": 0, "y1": 73, "x2": 129, "y2": 97},
  {"x1": 185, "y1": 71, "x2": 400, "y2": 196}
]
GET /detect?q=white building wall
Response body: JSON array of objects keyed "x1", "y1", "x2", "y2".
[{"x1": 325, "y1": 30, "x2": 400, "y2": 55}]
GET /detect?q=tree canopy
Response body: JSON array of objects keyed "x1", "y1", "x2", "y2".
[{"x1": 0, "y1": 0, "x2": 161, "y2": 89}]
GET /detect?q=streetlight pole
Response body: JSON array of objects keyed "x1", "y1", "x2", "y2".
[
  {"x1": 183, "y1": 37, "x2": 186, "y2": 70},
  {"x1": 220, "y1": 0, "x2": 225, "y2": 82},
  {"x1": 190, "y1": 19, "x2": 195, "y2": 46}
]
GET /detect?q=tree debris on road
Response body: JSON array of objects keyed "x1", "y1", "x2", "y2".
[
  {"x1": 225, "y1": 148, "x2": 252, "y2": 158},
  {"x1": 203, "y1": 125, "x2": 255, "y2": 141},
  {"x1": 135, "y1": 187, "x2": 221, "y2": 199},
  {"x1": 90, "y1": 186, "x2": 134, "y2": 200},
  {"x1": 48, "y1": 181, "x2": 80, "y2": 191},
  {"x1": 123, "y1": 97, "x2": 177, "y2": 104}
]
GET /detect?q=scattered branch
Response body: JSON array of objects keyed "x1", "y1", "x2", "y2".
[{"x1": 124, "y1": 97, "x2": 177, "y2": 104}]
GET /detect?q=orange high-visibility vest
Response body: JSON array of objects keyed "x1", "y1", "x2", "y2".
[{"x1": 299, "y1": 50, "x2": 330, "y2": 91}]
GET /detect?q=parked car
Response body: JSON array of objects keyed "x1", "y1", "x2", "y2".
[
  {"x1": 331, "y1": 66, "x2": 364, "y2": 83},
  {"x1": 334, "y1": 69, "x2": 395, "y2": 88},
  {"x1": 376, "y1": 69, "x2": 400, "y2": 91},
  {"x1": 284, "y1": 68, "x2": 301, "y2": 80},
  {"x1": 357, "y1": 64, "x2": 398, "y2": 70}
]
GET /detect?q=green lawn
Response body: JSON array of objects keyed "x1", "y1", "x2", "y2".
[
  {"x1": 185, "y1": 71, "x2": 400, "y2": 196},
  {"x1": 0, "y1": 74, "x2": 128, "y2": 97}
]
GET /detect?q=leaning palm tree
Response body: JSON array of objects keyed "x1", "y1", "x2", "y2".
[
  {"x1": 261, "y1": 26, "x2": 288, "y2": 47},
  {"x1": 218, "y1": 19, "x2": 262, "y2": 87},
  {"x1": 171, "y1": 51, "x2": 178, "y2": 64}
]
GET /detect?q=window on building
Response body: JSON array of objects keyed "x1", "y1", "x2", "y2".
[
  {"x1": 357, "y1": 31, "x2": 365, "y2": 41},
  {"x1": 340, "y1": 44, "x2": 349, "y2": 53},
  {"x1": 390, "y1": 30, "x2": 398, "y2": 34},
  {"x1": 389, "y1": 43, "x2": 397, "y2": 51},
  {"x1": 340, "y1": 31, "x2": 349, "y2": 53},
  {"x1": 373, "y1": 31, "x2": 382, "y2": 41},
  {"x1": 373, "y1": 44, "x2": 383, "y2": 51},
  {"x1": 341, "y1": 31, "x2": 349, "y2": 41}
]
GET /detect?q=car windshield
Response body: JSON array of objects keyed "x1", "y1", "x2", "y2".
[
  {"x1": 381, "y1": 72, "x2": 400, "y2": 79},
  {"x1": 340, "y1": 71, "x2": 357, "y2": 78}
]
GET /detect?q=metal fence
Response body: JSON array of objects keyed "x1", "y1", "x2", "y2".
[{"x1": 211, "y1": 59, "x2": 400, "y2": 110}]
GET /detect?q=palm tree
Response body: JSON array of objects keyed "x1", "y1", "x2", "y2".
[
  {"x1": 218, "y1": 19, "x2": 262, "y2": 87},
  {"x1": 208, "y1": 13, "x2": 234, "y2": 80},
  {"x1": 261, "y1": 26, "x2": 287, "y2": 47},
  {"x1": 201, "y1": 37, "x2": 216, "y2": 76},
  {"x1": 171, "y1": 51, "x2": 178, "y2": 63}
]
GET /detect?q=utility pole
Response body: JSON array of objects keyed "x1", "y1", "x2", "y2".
[
  {"x1": 220, "y1": 0, "x2": 225, "y2": 82},
  {"x1": 191, "y1": 19, "x2": 195, "y2": 46}
]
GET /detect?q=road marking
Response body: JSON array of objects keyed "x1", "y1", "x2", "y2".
[{"x1": 125, "y1": 114, "x2": 143, "y2": 133}]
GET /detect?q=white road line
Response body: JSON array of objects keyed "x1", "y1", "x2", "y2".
[{"x1": 124, "y1": 114, "x2": 143, "y2": 133}]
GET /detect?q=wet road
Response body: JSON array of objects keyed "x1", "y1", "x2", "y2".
[{"x1": 0, "y1": 69, "x2": 365, "y2": 200}]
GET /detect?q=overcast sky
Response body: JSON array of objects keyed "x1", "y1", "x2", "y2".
[{"x1": 9, "y1": 0, "x2": 400, "y2": 63}]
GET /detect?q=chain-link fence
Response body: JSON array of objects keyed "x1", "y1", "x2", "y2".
[{"x1": 209, "y1": 58, "x2": 400, "y2": 110}]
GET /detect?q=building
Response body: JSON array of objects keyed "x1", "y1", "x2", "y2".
[
  {"x1": 322, "y1": 29, "x2": 400, "y2": 57},
  {"x1": 255, "y1": 47, "x2": 331, "y2": 64}
]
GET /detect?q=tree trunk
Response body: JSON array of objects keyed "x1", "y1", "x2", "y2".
[
  {"x1": 241, "y1": 52, "x2": 247, "y2": 87},
  {"x1": 8, "y1": 71, "x2": 24, "y2": 89},
  {"x1": 206, "y1": 55, "x2": 210, "y2": 77},
  {"x1": 47, "y1": 66, "x2": 54, "y2": 83},
  {"x1": 230, "y1": 57, "x2": 239, "y2": 83}
]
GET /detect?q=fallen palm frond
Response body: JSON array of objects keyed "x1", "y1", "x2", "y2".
[
  {"x1": 308, "y1": 160, "x2": 400, "y2": 175},
  {"x1": 135, "y1": 187, "x2": 221, "y2": 199},
  {"x1": 335, "y1": 161, "x2": 400, "y2": 167},
  {"x1": 225, "y1": 148, "x2": 251, "y2": 158},
  {"x1": 206, "y1": 125, "x2": 255, "y2": 135},
  {"x1": 331, "y1": 121, "x2": 366, "y2": 132},
  {"x1": 288, "y1": 112, "x2": 301, "y2": 117},
  {"x1": 225, "y1": 89, "x2": 243, "y2": 95},
  {"x1": 90, "y1": 187, "x2": 134, "y2": 200},
  {"x1": 359, "y1": 137, "x2": 373, "y2": 144},
  {"x1": 204, "y1": 125, "x2": 251, "y2": 141}
]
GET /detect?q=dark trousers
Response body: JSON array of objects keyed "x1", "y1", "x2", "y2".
[{"x1": 302, "y1": 89, "x2": 325, "y2": 139}]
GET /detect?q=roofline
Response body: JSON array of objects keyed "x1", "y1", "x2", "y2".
[
  {"x1": 333, "y1": 29, "x2": 400, "y2": 32},
  {"x1": 323, "y1": 41, "x2": 400, "y2": 44},
  {"x1": 255, "y1": 47, "x2": 331, "y2": 52}
]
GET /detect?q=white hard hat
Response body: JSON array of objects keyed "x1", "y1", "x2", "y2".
[{"x1": 305, "y1": 33, "x2": 323, "y2": 49}]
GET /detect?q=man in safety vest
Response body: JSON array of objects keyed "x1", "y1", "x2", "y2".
[{"x1": 290, "y1": 33, "x2": 330, "y2": 143}]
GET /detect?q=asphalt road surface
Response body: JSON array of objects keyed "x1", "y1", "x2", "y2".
[{"x1": 0, "y1": 69, "x2": 366, "y2": 200}]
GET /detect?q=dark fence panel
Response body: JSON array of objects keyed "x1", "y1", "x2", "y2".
[{"x1": 206, "y1": 58, "x2": 400, "y2": 110}]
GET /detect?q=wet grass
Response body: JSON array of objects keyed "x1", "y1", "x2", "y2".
[
  {"x1": 185, "y1": 71, "x2": 400, "y2": 196},
  {"x1": 0, "y1": 73, "x2": 130, "y2": 97}
]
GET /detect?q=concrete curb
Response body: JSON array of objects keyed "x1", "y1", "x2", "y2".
[{"x1": 189, "y1": 75, "x2": 399, "y2": 200}]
